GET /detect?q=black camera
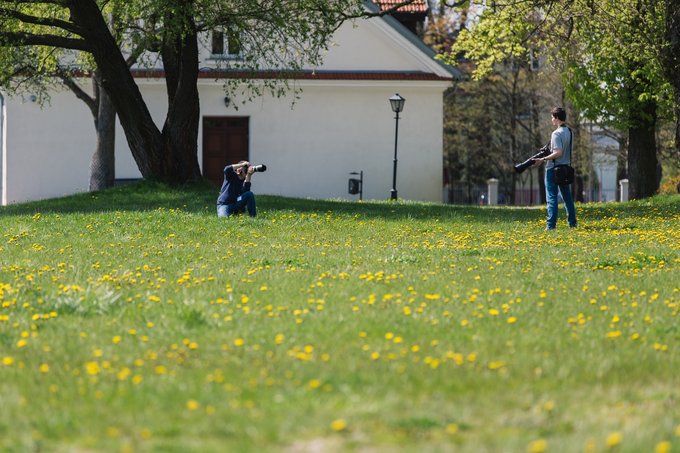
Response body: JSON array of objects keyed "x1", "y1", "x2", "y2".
[
  {"x1": 514, "y1": 144, "x2": 550, "y2": 174},
  {"x1": 250, "y1": 164, "x2": 267, "y2": 172}
]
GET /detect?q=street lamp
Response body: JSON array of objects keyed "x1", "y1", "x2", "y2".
[{"x1": 389, "y1": 93, "x2": 405, "y2": 200}]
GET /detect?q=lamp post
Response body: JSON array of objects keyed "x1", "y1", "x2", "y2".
[{"x1": 389, "y1": 93, "x2": 405, "y2": 200}]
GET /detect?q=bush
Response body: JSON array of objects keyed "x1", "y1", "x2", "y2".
[{"x1": 659, "y1": 174, "x2": 680, "y2": 194}]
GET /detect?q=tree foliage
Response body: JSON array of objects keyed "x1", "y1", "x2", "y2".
[{"x1": 443, "y1": 0, "x2": 671, "y2": 198}]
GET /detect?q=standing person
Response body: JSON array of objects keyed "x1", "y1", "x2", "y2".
[
  {"x1": 533, "y1": 107, "x2": 577, "y2": 230},
  {"x1": 217, "y1": 161, "x2": 257, "y2": 217}
]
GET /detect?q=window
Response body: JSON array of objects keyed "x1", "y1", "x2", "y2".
[{"x1": 211, "y1": 29, "x2": 242, "y2": 59}]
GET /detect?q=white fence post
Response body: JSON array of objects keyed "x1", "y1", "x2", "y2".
[
  {"x1": 619, "y1": 179, "x2": 629, "y2": 202},
  {"x1": 487, "y1": 178, "x2": 499, "y2": 205}
]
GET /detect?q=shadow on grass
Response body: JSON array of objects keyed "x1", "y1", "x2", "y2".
[{"x1": 1, "y1": 180, "x2": 678, "y2": 223}]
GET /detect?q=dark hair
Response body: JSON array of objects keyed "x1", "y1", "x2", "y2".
[{"x1": 551, "y1": 107, "x2": 567, "y2": 122}]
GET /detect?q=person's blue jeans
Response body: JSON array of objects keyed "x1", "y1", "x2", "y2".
[
  {"x1": 545, "y1": 168, "x2": 576, "y2": 229},
  {"x1": 217, "y1": 191, "x2": 256, "y2": 217}
]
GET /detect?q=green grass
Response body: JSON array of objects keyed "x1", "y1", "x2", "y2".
[{"x1": 1, "y1": 182, "x2": 679, "y2": 453}]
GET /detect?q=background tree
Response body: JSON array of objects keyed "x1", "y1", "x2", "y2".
[
  {"x1": 426, "y1": 3, "x2": 567, "y2": 204},
  {"x1": 443, "y1": 0, "x2": 673, "y2": 199},
  {"x1": 0, "y1": 0, "x2": 362, "y2": 186}
]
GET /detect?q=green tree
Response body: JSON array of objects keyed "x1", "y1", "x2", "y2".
[
  {"x1": 0, "y1": 0, "x2": 361, "y2": 185},
  {"x1": 444, "y1": 0, "x2": 672, "y2": 199}
]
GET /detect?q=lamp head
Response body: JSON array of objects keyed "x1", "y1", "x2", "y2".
[{"x1": 389, "y1": 93, "x2": 405, "y2": 113}]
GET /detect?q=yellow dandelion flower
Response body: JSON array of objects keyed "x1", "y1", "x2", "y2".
[
  {"x1": 606, "y1": 432, "x2": 622, "y2": 448},
  {"x1": 445, "y1": 423, "x2": 459, "y2": 435},
  {"x1": 330, "y1": 419, "x2": 347, "y2": 432},
  {"x1": 85, "y1": 361, "x2": 100, "y2": 376},
  {"x1": 39, "y1": 363, "x2": 49, "y2": 373},
  {"x1": 527, "y1": 439, "x2": 548, "y2": 453},
  {"x1": 3, "y1": 356, "x2": 15, "y2": 366},
  {"x1": 488, "y1": 361, "x2": 506, "y2": 370},
  {"x1": 234, "y1": 338, "x2": 245, "y2": 347},
  {"x1": 655, "y1": 441, "x2": 671, "y2": 453},
  {"x1": 186, "y1": 399, "x2": 200, "y2": 411},
  {"x1": 117, "y1": 367, "x2": 131, "y2": 381},
  {"x1": 507, "y1": 316, "x2": 518, "y2": 324}
]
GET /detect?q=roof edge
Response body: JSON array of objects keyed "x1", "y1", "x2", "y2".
[{"x1": 131, "y1": 68, "x2": 454, "y2": 82}]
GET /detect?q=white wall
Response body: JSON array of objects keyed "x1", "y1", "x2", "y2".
[
  {"x1": 115, "y1": 79, "x2": 446, "y2": 202},
  {"x1": 2, "y1": 90, "x2": 95, "y2": 205}
]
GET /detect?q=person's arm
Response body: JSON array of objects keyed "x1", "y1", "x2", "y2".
[
  {"x1": 533, "y1": 131, "x2": 564, "y2": 166},
  {"x1": 539, "y1": 148, "x2": 563, "y2": 163},
  {"x1": 243, "y1": 165, "x2": 254, "y2": 190},
  {"x1": 232, "y1": 161, "x2": 249, "y2": 171}
]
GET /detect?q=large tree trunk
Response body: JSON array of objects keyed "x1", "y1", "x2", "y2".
[
  {"x1": 69, "y1": 0, "x2": 201, "y2": 185},
  {"x1": 160, "y1": 4, "x2": 202, "y2": 185},
  {"x1": 627, "y1": 98, "x2": 659, "y2": 199},
  {"x1": 663, "y1": 0, "x2": 680, "y2": 162},
  {"x1": 89, "y1": 76, "x2": 116, "y2": 191}
]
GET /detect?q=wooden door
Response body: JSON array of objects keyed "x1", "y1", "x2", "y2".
[{"x1": 202, "y1": 117, "x2": 249, "y2": 187}]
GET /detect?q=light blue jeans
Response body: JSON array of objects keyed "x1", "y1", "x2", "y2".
[
  {"x1": 217, "y1": 191, "x2": 256, "y2": 217},
  {"x1": 545, "y1": 168, "x2": 576, "y2": 229}
]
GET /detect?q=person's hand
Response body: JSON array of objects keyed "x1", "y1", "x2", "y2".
[
  {"x1": 247, "y1": 166, "x2": 255, "y2": 175},
  {"x1": 532, "y1": 158, "x2": 544, "y2": 167}
]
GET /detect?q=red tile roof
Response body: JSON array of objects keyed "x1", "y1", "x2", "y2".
[{"x1": 374, "y1": 0, "x2": 428, "y2": 13}]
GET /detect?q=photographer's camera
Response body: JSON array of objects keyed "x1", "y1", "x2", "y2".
[{"x1": 514, "y1": 145, "x2": 550, "y2": 174}]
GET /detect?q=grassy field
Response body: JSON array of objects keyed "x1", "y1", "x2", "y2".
[{"x1": 1, "y1": 182, "x2": 679, "y2": 453}]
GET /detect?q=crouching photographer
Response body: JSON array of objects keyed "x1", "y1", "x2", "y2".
[{"x1": 217, "y1": 161, "x2": 267, "y2": 218}]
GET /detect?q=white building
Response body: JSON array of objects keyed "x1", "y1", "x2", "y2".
[{"x1": 0, "y1": 6, "x2": 458, "y2": 205}]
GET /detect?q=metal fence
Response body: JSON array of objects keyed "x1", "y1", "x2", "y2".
[{"x1": 445, "y1": 184, "x2": 620, "y2": 205}]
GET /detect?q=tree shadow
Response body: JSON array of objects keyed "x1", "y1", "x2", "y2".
[{"x1": 1, "y1": 180, "x2": 677, "y2": 224}]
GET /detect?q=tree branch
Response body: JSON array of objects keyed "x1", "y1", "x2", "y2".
[
  {"x1": 0, "y1": 31, "x2": 89, "y2": 50},
  {"x1": 0, "y1": 8, "x2": 82, "y2": 35},
  {"x1": 57, "y1": 69, "x2": 97, "y2": 117},
  {"x1": 0, "y1": 0, "x2": 70, "y2": 5}
]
